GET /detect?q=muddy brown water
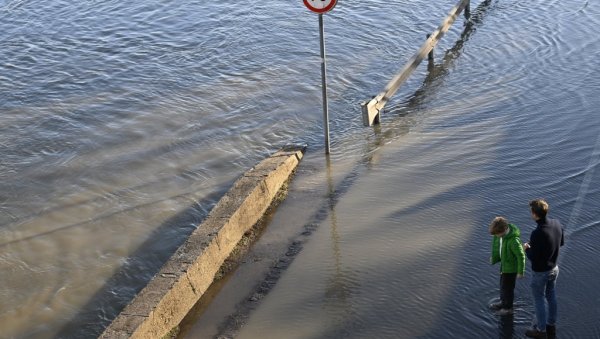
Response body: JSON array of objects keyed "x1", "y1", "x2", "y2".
[{"x1": 1, "y1": 0, "x2": 599, "y2": 337}]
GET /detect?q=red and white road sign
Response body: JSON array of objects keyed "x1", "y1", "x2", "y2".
[{"x1": 303, "y1": 0, "x2": 337, "y2": 13}]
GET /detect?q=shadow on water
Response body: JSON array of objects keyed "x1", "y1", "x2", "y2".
[
  {"x1": 207, "y1": 153, "x2": 368, "y2": 338},
  {"x1": 321, "y1": 156, "x2": 358, "y2": 337},
  {"x1": 54, "y1": 186, "x2": 231, "y2": 338},
  {"x1": 278, "y1": 176, "x2": 505, "y2": 338},
  {"x1": 395, "y1": 0, "x2": 495, "y2": 113},
  {"x1": 364, "y1": 0, "x2": 496, "y2": 152},
  {"x1": 61, "y1": 1, "x2": 502, "y2": 337},
  {"x1": 207, "y1": 1, "x2": 505, "y2": 337},
  {"x1": 0, "y1": 114, "x2": 254, "y2": 232},
  {"x1": 0, "y1": 187, "x2": 216, "y2": 249},
  {"x1": 498, "y1": 314, "x2": 515, "y2": 339}
]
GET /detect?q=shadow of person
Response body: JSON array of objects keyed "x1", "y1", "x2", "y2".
[{"x1": 498, "y1": 313, "x2": 514, "y2": 339}]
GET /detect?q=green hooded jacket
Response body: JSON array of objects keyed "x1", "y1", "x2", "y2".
[{"x1": 490, "y1": 223, "x2": 526, "y2": 275}]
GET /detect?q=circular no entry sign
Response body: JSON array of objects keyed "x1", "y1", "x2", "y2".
[{"x1": 303, "y1": 0, "x2": 337, "y2": 13}]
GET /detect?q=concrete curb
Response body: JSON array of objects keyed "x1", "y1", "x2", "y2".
[{"x1": 100, "y1": 145, "x2": 306, "y2": 339}]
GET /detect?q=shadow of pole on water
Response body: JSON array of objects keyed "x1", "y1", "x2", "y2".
[
  {"x1": 210, "y1": 0, "x2": 505, "y2": 337},
  {"x1": 322, "y1": 156, "x2": 358, "y2": 334},
  {"x1": 289, "y1": 179, "x2": 501, "y2": 338},
  {"x1": 209, "y1": 1, "x2": 502, "y2": 337},
  {"x1": 60, "y1": 1, "x2": 500, "y2": 337}
]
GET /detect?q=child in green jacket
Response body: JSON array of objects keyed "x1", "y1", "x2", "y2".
[{"x1": 489, "y1": 216, "x2": 526, "y2": 315}]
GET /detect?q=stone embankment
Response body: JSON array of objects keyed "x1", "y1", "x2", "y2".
[{"x1": 100, "y1": 145, "x2": 306, "y2": 338}]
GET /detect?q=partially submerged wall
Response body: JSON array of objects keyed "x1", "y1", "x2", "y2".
[{"x1": 100, "y1": 146, "x2": 306, "y2": 338}]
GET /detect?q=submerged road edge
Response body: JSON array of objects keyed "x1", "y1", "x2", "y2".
[{"x1": 99, "y1": 145, "x2": 306, "y2": 339}]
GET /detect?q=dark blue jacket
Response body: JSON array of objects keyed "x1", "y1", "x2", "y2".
[{"x1": 526, "y1": 217, "x2": 565, "y2": 272}]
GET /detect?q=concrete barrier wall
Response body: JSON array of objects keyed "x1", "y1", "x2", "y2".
[{"x1": 100, "y1": 146, "x2": 306, "y2": 338}]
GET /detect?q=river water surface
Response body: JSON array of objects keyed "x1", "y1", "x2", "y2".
[{"x1": 1, "y1": 0, "x2": 599, "y2": 338}]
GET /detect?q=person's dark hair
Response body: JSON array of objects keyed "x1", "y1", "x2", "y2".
[
  {"x1": 489, "y1": 216, "x2": 509, "y2": 235},
  {"x1": 529, "y1": 199, "x2": 549, "y2": 219}
]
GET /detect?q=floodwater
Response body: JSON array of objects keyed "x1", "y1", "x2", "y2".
[{"x1": 0, "y1": 0, "x2": 599, "y2": 338}]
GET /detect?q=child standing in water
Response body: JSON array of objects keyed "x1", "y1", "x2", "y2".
[{"x1": 489, "y1": 216, "x2": 526, "y2": 315}]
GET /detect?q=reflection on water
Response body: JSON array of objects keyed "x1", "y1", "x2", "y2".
[
  {"x1": 322, "y1": 156, "x2": 358, "y2": 337},
  {"x1": 1, "y1": 0, "x2": 600, "y2": 337},
  {"x1": 187, "y1": 0, "x2": 600, "y2": 338}
]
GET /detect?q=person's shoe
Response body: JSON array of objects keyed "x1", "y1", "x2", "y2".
[
  {"x1": 495, "y1": 308, "x2": 513, "y2": 316},
  {"x1": 525, "y1": 328, "x2": 547, "y2": 338},
  {"x1": 489, "y1": 302, "x2": 503, "y2": 310},
  {"x1": 546, "y1": 324, "x2": 556, "y2": 338}
]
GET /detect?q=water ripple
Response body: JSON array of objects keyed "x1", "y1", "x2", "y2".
[{"x1": 1, "y1": 0, "x2": 600, "y2": 337}]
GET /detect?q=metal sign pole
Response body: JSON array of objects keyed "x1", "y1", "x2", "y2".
[
  {"x1": 319, "y1": 13, "x2": 330, "y2": 154},
  {"x1": 303, "y1": 0, "x2": 336, "y2": 154}
]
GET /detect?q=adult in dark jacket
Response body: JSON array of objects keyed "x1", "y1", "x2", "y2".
[{"x1": 523, "y1": 199, "x2": 564, "y2": 339}]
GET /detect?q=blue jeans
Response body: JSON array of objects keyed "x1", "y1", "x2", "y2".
[{"x1": 531, "y1": 266, "x2": 559, "y2": 331}]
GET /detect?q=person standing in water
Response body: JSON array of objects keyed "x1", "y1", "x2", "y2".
[
  {"x1": 489, "y1": 216, "x2": 526, "y2": 316},
  {"x1": 523, "y1": 199, "x2": 564, "y2": 339}
]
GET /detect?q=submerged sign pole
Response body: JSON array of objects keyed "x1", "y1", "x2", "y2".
[
  {"x1": 303, "y1": 0, "x2": 337, "y2": 154},
  {"x1": 319, "y1": 14, "x2": 330, "y2": 154}
]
